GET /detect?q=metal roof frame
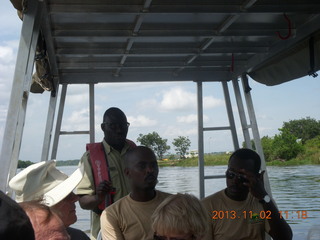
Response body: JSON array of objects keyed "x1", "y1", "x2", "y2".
[{"x1": 33, "y1": 0, "x2": 320, "y2": 85}]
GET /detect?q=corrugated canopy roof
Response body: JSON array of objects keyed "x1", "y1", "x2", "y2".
[{"x1": 11, "y1": 0, "x2": 320, "y2": 86}]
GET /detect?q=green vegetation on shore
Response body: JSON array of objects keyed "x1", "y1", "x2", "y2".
[
  {"x1": 18, "y1": 118, "x2": 319, "y2": 169},
  {"x1": 18, "y1": 146, "x2": 319, "y2": 169},
  {"x1": 158, "y1": 148, "x2": 320, "y2": 167},
  {"x1": 18, "y1": 153, "x2": 319, "y2": 169},
  {"x1": 56, "y1": 160, "x2": 80, "y2": 166},
  {"x1": 158, "y1": 154, "x2": 229, "y2": 167},
  {"x1": 18, "y1": 159, "x2": 80, "y2": 168}
]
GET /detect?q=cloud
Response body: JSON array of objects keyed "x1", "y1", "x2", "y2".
[
  {"x1": 0, "y1": 2, "x2": 22, "y2": 37},
  {"x1": 159, "y1": 87, "x2": 223, "y2": 112},
  {"x1": 0, "y1": 42, "x2": 19, "y2": 146},
  {"x1": 67, "y1": 93, "x2": 89, "y2": 105},
  {"x1": 0, "y1": 45, "x2": 16, "y2": 64},
  {"x1": 52, "y1": 103, "x2": 104, "y2": 134},
  {"x1": 159, "y1": 87, "x2": 195, "y2": 111},
  {"x1": 67, "y1": 84, "x2": 88, "y2": 94},
  {"x1": 97, "y1": 81, "x2": 169, "y2": 91},
  {"x1": 176, "y1": 114, "x2": 209, "y2": 123},
  {"x1": 128, "y1": 115, "x2": 157, "y2": 127},
  {"x1": 64, "y1": 108, "x2": 90, "y2": 131},
  {"x1": 0, "y1": 107, "x2": 7, "y2": 122},
  {"x1": 257, "y1": 127, "x2": 279, "y2": 137},
  {"x1": 163, "y1": 125, "x2": 197, "y2": 137},
  {"x1": 137, "y1": 99, "x2": 158, "y2": 110},
  {"x1": 64, "y1": 85, "x2": 89, "y2": 105},
  {"x1": 0, "y1": 44, "x2": 17, "y2": 84},
  {"x1": 257, "y1": 114, "x2": 273, "y2": 120},
  {"x1": 203, "y1": 96, "x2": 224, "y2": 109},
  {"x1": 0, "y1": 106, "x2": 6, "y2": 147}
]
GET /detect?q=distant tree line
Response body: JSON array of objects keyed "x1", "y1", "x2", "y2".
[
  {"x1": 245, "y1": 117, "x2": 320, "y2": 162},
  {"x1": 17, "y1": 160, "x2": 34, "y2": 168},
  {"x1": 18, "y1": 117, "x2": 320, "y2": 167},
  {"x1": 137, "y1": 131, "x2": 191, "y2": 159},
  {"x1": 18, "y1": 159, "x2": 80, "y2": 168}
]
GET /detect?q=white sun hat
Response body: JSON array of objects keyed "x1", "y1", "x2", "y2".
[{"x1": 9, "y1": 160, "x2": 84, "y2": 207}]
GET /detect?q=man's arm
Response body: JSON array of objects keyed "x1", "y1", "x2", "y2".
[
  {"x1": 261, "y1": 198, "x2": 293, "y2": 240},
  {"x1": 78, "y1": 180, "x2": 113, "y2": 210},
  {"x1": 100, "y1": 208, "x2": 124, "y2": 240},
  {"x1": 242, "y1": 169, "x2": 293, "y2": 240},
  {"x1": 76, "y1": 152, "x2": 113, "y2": 211}
]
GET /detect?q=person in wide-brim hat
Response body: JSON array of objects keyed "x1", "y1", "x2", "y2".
[
  {"x1": 9, "y1": 160, "x2": 83, "y2": 206},
  {"x1": 9, "y1": 160, "x2": 90, "y2": 240}
]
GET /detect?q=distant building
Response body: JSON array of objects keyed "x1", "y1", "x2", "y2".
[{"x1": 184, "y1": 150, "x2": 198, "y2": 158}]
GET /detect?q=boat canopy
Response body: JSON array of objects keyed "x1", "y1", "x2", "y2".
[{"x1": 9, "y1": 0, "x2": 320, "y2": 88}]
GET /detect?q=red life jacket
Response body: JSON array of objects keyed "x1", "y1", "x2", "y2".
[{"x1": 86, "y1": 140, "x2": 136, "y2": 211}]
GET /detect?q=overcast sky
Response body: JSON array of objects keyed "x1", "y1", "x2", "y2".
[{"x1": 1, "y1": 2, "x2": 320, "y2": 162}]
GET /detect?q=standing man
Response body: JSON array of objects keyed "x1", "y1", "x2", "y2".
[
  {"x1": 100, "y1": 146, "x2": 171, "y2": 240},
  {"x1": 76, "y1": 107, "x2": 136, "y2": 240},
  {"x1": 202, "y1": 148, "x2": 292, "y2": 240}
]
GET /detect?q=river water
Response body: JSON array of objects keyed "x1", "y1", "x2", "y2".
[{"x1": 60, "y1": 165, "x2": 320, "y2": 240}]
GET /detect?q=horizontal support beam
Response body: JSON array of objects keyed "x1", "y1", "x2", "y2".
[
  {"x1": 56, "y1": 51, "x2": 259, "y2": 57},
  {"x1": 203, "y1": 126, "x2": 231, "y2": 131},
  {"x1": 53, "y1": 35, "x2": 272, "y2": 43},
  {"x1": 59, "y1": 131, "x2": 89, "y2": 135},
  {"x1": 49, "y1": 4, "x2": 320, "y2": 14},
  {"x1": 58, "y1": 61, "x2": 247, "y2": 69},
  {"x1": 53, "y1": 29, "x2": 292, "y2": 38},
  {"x1": 59, "y1": 70, "x2": 233, "y2": 84},
  {"x1": 204, "y1": 175, "x2": 226, "y2": 179}
]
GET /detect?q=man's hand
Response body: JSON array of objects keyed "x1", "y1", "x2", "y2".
[
  {"x1": 240, "y1": 169, "x2": 267, "y2": 200},
  {"x1": 78, "y1": 180, "x2": 115, "y2": 210},
  {"x1": 96, "y1": 180, "x2": 114, "y2": 203},
  {"x1": 239, "y1": 169, "x2": 293, "y2": 240}
]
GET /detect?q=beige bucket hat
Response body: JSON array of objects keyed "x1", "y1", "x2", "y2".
[{"x1": 9, "y1": 160, "x2": 84, "y2": 207}]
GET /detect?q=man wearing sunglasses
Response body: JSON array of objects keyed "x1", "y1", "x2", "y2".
[
  {"x1": 202, "y1": 148, "x2": 292, "y2": 240},
  {"x1": 76, "y1": 107, "x2": 136, "y2": 240}
]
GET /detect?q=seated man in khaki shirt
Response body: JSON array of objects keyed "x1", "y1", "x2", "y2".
[
  {"x1": 100, "y1": 146, "x2": 171, "y2": 240},
  {"x1": 202, "y1": 148, "x2": 292, "y2": 240}
]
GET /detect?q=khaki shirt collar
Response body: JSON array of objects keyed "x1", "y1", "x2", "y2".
[{"x1": 101, "y1": 139, "x2": 130, "y2": 155}]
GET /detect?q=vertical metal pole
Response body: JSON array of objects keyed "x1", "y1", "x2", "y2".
[
  {"x1": 89, "y1": 83, "x2": 95, "y2": 143},
  {"x1": 221, "y1": 81, "x2": 239, "y2": 150},
  {"x1": 51, "y1": 84, "x2": 68, "y2": 159},
  {"x1": 197, "y1": 81, "x2": 205, "y2": 199},
  {"x1": 240, "y1": 76, "x2": 265, "y2": 163},
  {"x1": 41, "y1": 84, "x2": 60, "y2": 161},
  {"x1": 232, "y1": 78, "x2": 252, "y2": 149},
  {"x1": 0, "y1": 0, "x2": 42, "y2": 192},
  {"x1": 240, "y1": 75, "x2": 272, "y2": 196},
  {"x1": 39, "y1": 0, "x2": 60, "y2": 162}
]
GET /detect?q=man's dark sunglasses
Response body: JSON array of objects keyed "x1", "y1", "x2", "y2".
[
  {"x1": 225, "y1": 170, "x2": 248, "y2": 183},
  {"x1": 103, "y1": 122, "x2": 130, "y2": 130}
]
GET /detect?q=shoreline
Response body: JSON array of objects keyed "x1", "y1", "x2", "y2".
[
  {"x1": 18, "y1": 154, "x2": 319, "y2": 169},
  {"x1": 157, "y1": 154, "x2": 320, "y2": 167}
]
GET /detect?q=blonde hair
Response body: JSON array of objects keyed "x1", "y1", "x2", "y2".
[{"x1": 151, "y1": 193, "x2": 208, "y2": 239}]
